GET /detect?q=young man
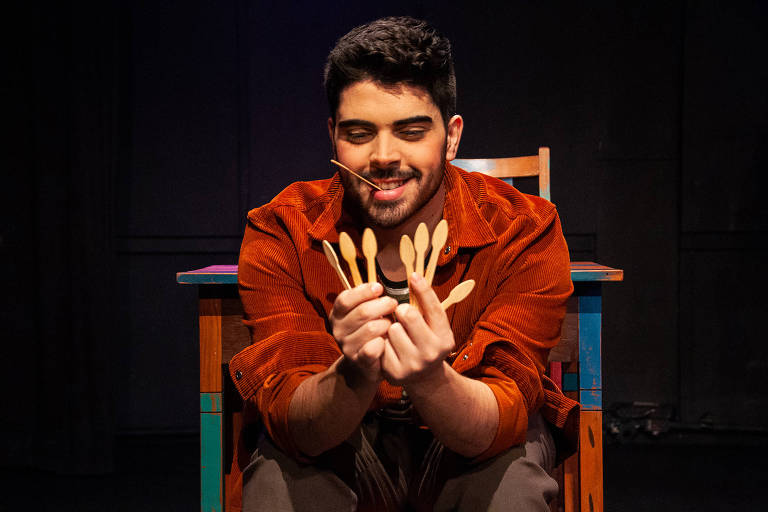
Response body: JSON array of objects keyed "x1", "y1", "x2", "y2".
[{"x1": 229, "y1": 16, "x2": 577, "y2": 511}]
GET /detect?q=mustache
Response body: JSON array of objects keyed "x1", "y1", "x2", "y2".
[{"x1": 360, "y1": 167, "x2": 421, "y2": 181}]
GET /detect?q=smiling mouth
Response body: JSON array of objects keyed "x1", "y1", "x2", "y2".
[{"x1": 374, "y1": 178, "x2": 410, "y2": 190}]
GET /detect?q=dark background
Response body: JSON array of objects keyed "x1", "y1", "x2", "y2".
[{"x1": 3, "y1": 0, "x2": 767, "y2": 507}]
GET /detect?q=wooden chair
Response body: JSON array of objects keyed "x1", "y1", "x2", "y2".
[
  {"x1": 452, "y1": 146, "x2": 551, "y2": 200},
  {"x1": 451, "y1": 147, "x2": 600, "y2": 512}
]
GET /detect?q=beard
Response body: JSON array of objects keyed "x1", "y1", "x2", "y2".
[{"x1": 339, "y1": 145, "x2": 446, "y2": 229}]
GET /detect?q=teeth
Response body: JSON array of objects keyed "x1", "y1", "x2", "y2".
[{"x1": 379, "y1": 180, "x2": 406, "y2": 190}]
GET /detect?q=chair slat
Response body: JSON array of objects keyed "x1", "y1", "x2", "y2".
[
  {"x1": 452, "y1": 156, "x2": 539, "y2": 177},
  {"x1": 451, "y1": 147, "x2": 550, "y2": 200}
]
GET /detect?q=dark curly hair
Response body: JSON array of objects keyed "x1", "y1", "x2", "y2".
[{"x1": 324, "y1": 16, "x2": 456, "y2": 125}]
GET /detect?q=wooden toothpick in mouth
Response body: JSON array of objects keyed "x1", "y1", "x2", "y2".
[{"x1": 330, "y1": 159, "x2": 383, "y2": 191}]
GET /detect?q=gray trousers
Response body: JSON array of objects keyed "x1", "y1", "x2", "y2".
[{"x1": 242, "y1": 412, "x2": 557, "y2": 511}]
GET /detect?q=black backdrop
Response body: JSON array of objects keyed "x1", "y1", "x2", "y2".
[{"x1": 3, "y1": 0, "x2": 767, "y2": 474}]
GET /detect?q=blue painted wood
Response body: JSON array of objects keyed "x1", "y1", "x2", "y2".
[
  {"x1": 201, "y1": 392, "x2": 222, "y2": 413},
  {"x1": 578, "y1": 283, "x2": 602, "y2": 391},
  {"x1": 580, "y1": 389, "x2": 602, "y2": 411},
  {"x1": 563, "y1": 372, "x2": 579, "y2": 392},
  {"x1": 201, "y1": 411, "x2": 223, "y2": 512}
]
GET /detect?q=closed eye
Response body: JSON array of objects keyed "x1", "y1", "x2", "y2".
[
  {"x1": 398, "y1": 128, "x2": 427, "y2": 140},
  {"x1": 344, "y1": 131, "x2": 374, "y2": 144}
]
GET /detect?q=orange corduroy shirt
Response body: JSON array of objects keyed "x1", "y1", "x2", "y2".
[{"x1": 226, "y1": 163, "x2": 578, "y2": 511}]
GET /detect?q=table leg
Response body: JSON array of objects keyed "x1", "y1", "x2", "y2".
[
  {"x1": 578, "y1": 283, "x2": 603, "y2": 512},
  {"x1": 579, "y1": 410, "x2": 603, "y2": 512},
  {"x1": 563, "y1": 450, "x2": 579, "y2": 512},
  {"x1": 201, "y1": 393, "x2": 223, "y2": 511},
  {"x1": 200, "y1": 297, "x2": 224, "y2": 511}
]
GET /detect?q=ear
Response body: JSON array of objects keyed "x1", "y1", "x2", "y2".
[{"x1": 444, "y1": 115, "x2": 464, "y2": 161}]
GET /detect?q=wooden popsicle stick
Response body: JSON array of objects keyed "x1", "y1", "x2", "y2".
[
  {"x1": 338, "y1": 232, "x2": 363, "y2": 287},
  {"x1": 322, "y1": 240, "x2": 351, "y2": 290},
  {"x1": 424, "y1": 219, "x2": 448, "y2": 286},
  {"x1": 441, "y1": 280, "x2": 475, "y2": 310},
  {"x1": 399, "y1": 235, "x2": 416, "y2": 306},
  {"x1": 414, "y1": 222, "x2": 429, "y2": 277},
  {"x1": 329, "y1": 159, "x2": 383, "y2": 191},
  {"x1": 362, "y1": 228, "x2": 378, "y2": 284}
]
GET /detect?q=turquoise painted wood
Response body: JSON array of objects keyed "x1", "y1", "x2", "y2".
[
  {"x1": 570, "y1": 268, "x2": 621, "y2": 281},
  {"x1": 201, "y1": 408, "x2": 223, "y2": 512},
  {"x1": 563, "y1": 372, "x2": 579, "y2": 392},
  {"x1": 177, "y1": 265, "x2": 238, "y2": 285},
  {"x1": 201, "y1": 392, "x2": 222, "y2": 413}
]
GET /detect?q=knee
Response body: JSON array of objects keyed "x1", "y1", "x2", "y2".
[
  {"x1": 435, "y1": 448, "x2": 558, "y2": 512},
  {"x1": 241, "y1": 437, "x2": 357, "y2": 512}
]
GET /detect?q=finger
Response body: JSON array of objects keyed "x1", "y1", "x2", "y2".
[
  {"x1": 333, "y1": 282, "x2": 384, "y2": 316},
  {"x1": 408, "y1": 273, "x2": 448, "y2": 329},
  {"x1": 381, "y1": 337, "x2": 402, "y2": 382},
  {"x1": 387, "y1": 319, "x2": 418, "y2": 362},
  {"x1": 345, "y1": 318, "x2": 392, "y2": 351},
  {"x1": 357, "y1": 337, "x2": 385, "y2": 365},
  {"x1": 346, "y1": 295, "x2": 398, "y2": 327},
  {"x1": 393, "y1": 302, "x2": 431, "y2": 349}
]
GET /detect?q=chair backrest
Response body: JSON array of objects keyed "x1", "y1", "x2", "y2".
[{"x1": 451, "y1": 146, "x2": 551, "y2": 201}]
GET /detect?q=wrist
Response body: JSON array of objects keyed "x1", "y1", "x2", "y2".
[
  {"x1": 403, "y1": 361, "x2": 453, "y2": 399},
  {"x1": 335, "y1": 356, "x2": 381, "y2": 390}
]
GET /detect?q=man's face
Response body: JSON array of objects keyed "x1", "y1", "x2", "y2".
[{"x1": 329, "y1": 80, "x2": 462, "y2": 228}]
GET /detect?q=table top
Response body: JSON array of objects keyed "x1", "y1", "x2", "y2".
[{"x1": 177, "y1": 262, "x2": 623, "y2": 284}]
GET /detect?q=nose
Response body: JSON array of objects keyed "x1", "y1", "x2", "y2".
[{"x1": 369, "y1": 132, "x2": 401, "y2": 170}]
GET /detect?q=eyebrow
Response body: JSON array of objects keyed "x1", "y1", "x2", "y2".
[
  {"x1": 393, "y1": 115, "x2": 433, "y2": 127},
  {"x1": 336, "y1": 115, "x2": 434, "y2": 130},
  {"x1": 337, "y1": 119, "x2": 376, "y2": 130}
]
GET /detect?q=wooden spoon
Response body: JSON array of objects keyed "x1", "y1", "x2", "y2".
[
  {"x1": 399, "y1": 235, "x2": 416, "y2": 305},
  {"x1": 424, "y1": 219, "x2": 448, "y2": 286},
  {"x1": 399, "y1": 235, "x2": 415, "y2": 277},
  {"x1": 323, "y1": 240, "x2": 351, "y2": 290},
  {"x1": 413, "y1": 223, "x2": 429, "y2": 277},
  {"x1": 441, "y1": 280, "x2": 475, "y2": 310},
  {"x1": 329, "y1": 159, "x2": 383, "y2": 191},
  {"x1": 362, "y1": 228, "x2": 378, "y2": 284},
  {"x1": 338, "y1": 232, "x2": 363, "y2": 287}
]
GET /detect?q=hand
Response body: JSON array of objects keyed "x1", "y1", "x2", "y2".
[
  {"x1": 381, "y1": 273, "x2": 456, "y2": 386},
  {"x1": 329, "y1": 282, "x2": 398, "y2": 383}
]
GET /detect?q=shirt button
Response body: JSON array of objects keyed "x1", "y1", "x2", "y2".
[
  {"x1": 444, "y1": 245, "x2": 451, "y2": 254},
  {"x1": 235, "y1": 370, "x2": 243, "y2": 380},
  {"x1": 462, "y1": 354, "x2": 469, "y2": 361}
]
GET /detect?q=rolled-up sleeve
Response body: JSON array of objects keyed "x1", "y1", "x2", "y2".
[
  {"x1": 229, "y1": 210, "x2": 341, "y2": 456},
  {"x1": 454, "y1": 205, "x2": 573, "y2": 461}
]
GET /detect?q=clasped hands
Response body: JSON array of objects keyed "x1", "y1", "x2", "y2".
[{"x1": 329, "y1": 274, "x2": 455, "y2": 387}]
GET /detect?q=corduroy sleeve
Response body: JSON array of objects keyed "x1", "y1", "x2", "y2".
[
  {"x1": 454, "y1": 205, "x2": 573, "y2": 461},
  {"x1": 228, "y1": 211, "x2": 341, "y2": 457}
]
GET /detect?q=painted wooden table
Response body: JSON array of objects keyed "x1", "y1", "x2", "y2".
[{"x1": 177, "y1": 261, "x2": 622, "y2": 512}]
